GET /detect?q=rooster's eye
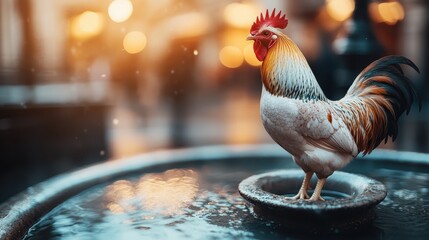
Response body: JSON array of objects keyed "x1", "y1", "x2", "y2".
[{"x1": 262, "y1": 31, "x2": 270, "y2": 36}]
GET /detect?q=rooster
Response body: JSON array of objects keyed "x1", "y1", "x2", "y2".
[{"x1": 247, "y1": 9, "x2": 420, "y2": 201}]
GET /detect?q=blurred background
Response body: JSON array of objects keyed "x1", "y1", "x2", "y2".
[{"x1": 0, "y1": 0, "x2": 428, "y2": 202}]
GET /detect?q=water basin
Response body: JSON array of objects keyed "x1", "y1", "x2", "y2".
[{"x1": 0, "y1": 144, "x2": 428, "y2": 239}]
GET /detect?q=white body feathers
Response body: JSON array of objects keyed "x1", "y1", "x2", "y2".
[{"x1": 260, "y1": 87, "x2": 358, "y2": 178}]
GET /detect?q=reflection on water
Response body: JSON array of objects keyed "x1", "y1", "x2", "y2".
[
  {"x1": 104, "y1": 169, "x2": 199, "y2": 216},
  {"x1": 25, "y1": 158, "x2": 429, "y2": 240},
  {"x1": 104, "y1": 180, "x2": 136, "y2": 214}
]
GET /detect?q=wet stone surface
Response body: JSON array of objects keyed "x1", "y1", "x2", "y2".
[{"x1": 24, "y1": 157, "x2": 429, "y2": 240}]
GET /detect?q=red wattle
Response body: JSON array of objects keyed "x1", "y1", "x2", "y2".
[{"x1": 253, "y1": 40, "x2": 267, "y2": 61}]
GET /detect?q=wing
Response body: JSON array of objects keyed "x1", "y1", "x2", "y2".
[{"x1": 297, "y1": 102, "x2": 358, "y2": 157}]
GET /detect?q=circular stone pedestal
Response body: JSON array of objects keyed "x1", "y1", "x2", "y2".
[{"x1": 238, "y1": 170, "x2": 387, "y2": 234}]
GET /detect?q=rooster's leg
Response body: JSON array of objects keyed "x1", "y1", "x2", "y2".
[
  {"x1": 285, "y1": 172, "x2": 313, "y2": 200},
  {"x1": 308, "y1": 178, "x2": 326, "y2": 202}
]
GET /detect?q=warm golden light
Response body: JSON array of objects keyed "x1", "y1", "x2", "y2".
[
  {"x1": 219, "y1": 46, "x2": 244, "y2": 69},
  {"x1": 377, "y1": 2, "x2": 404, "y2": 25},
  {"x1": 165, "y1": 12, "x2": 210, "y2": 39},
  {"x1": 326, "y1": 0, "x2": 355, "y2": 22},
  {"x1": 243, "y1": 43, "x2": 261, "y2": 67},
  {"x1": 123, "y1": 31, "x2": 147, "y2": 54},
  {"x1": 108, "y1": 0, "x2": 133, "y2": 23},
  {"x1": 221, "y1": 30, "x2": 248, "y2": 49},
  {"x1": 104, "y1": 180, "x2": 136, "y2": 214},
  {"x1": 71, "y1": 11, "x2": 104, "y2": 40},
  {"x1": 104, "y1": 170, "x2": 198, "y2": 216},
  {"x1": 224, "y1": 3, "x2": 260, "y2": 28},
  {"x1": 137, "y1": 169, "x2": 199, "y2": 215}
]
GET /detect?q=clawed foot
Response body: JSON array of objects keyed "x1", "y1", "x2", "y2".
[
  {"x1": 307, "y1": 194, "x2": 325, "y2": 202},
  {"x1": 285, "y1": 172, "x2": 313, "y2": 201},
  {"x1": 284, "y1": 174, "x2": 327, "y2": 202},
  {"x1": 285, "y1": 189, "x2": 310, "y2": 200},
  {"x1": 285, "y1": 190, "x2": 325, "y2": 201},
  {"x1": 306, "y1": 178, "x2": 326, "y2": 202}
]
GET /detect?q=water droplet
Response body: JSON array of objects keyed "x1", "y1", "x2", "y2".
[{"x1": 193, "y1": 50, "x2": 198, "y2": 56}]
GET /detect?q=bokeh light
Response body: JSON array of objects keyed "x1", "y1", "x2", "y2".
[
  {"x1": 223, "y1": 3, "x2": 260, "y2": 28},
  {"x1": 123, "y1": 31, "x2": 147, "y2": 54},
  {"x1": 70, "y1": 11, "x2": 104, "y2": 40},
  {"x1": 108, "y1": 0, "x2": 133, "y2": 23},
  {"x1": 165, "y1": 12, "x2": 210, "y2": 39},
  {"x1": 375, "y1": 2, "x2": 404, "y2": 25},
  {"x1": 325, "y1": 0, "x2": 355, "y2": 22},
  {"x1": 221, "y1": 30, "x2": 247, "y2": 48},
  {"x1": 243, "y1": 43, "x2": 261, "y2": 67},
  {"x1": 219, "y1": 46, "x2": 244, "y2": 68}
]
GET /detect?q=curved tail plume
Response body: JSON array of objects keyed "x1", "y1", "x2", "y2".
[{"x1": 336, "y1": 55, "x2": 420, "y2": 155}]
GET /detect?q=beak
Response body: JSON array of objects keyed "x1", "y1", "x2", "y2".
[{"x1": 246, "y1": 34, "x2": 256, "y2": 41}]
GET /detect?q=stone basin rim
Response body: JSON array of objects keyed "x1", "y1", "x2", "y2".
[{"x1": 238, "y1": 169, "x2": 387, "y2": 211}]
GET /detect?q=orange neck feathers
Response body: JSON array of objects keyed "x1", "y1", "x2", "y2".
[{"x1": 261, "y1": 33, "x2": 326, "y2": 101}]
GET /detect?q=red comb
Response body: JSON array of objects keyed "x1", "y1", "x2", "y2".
[{"x1": 250, "y1": 9, "x2": 288, "y2": 34}]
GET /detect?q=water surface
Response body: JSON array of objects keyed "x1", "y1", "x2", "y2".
[{"x1": 24, "y1": 157, "x2": 429, "y2": 239}]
